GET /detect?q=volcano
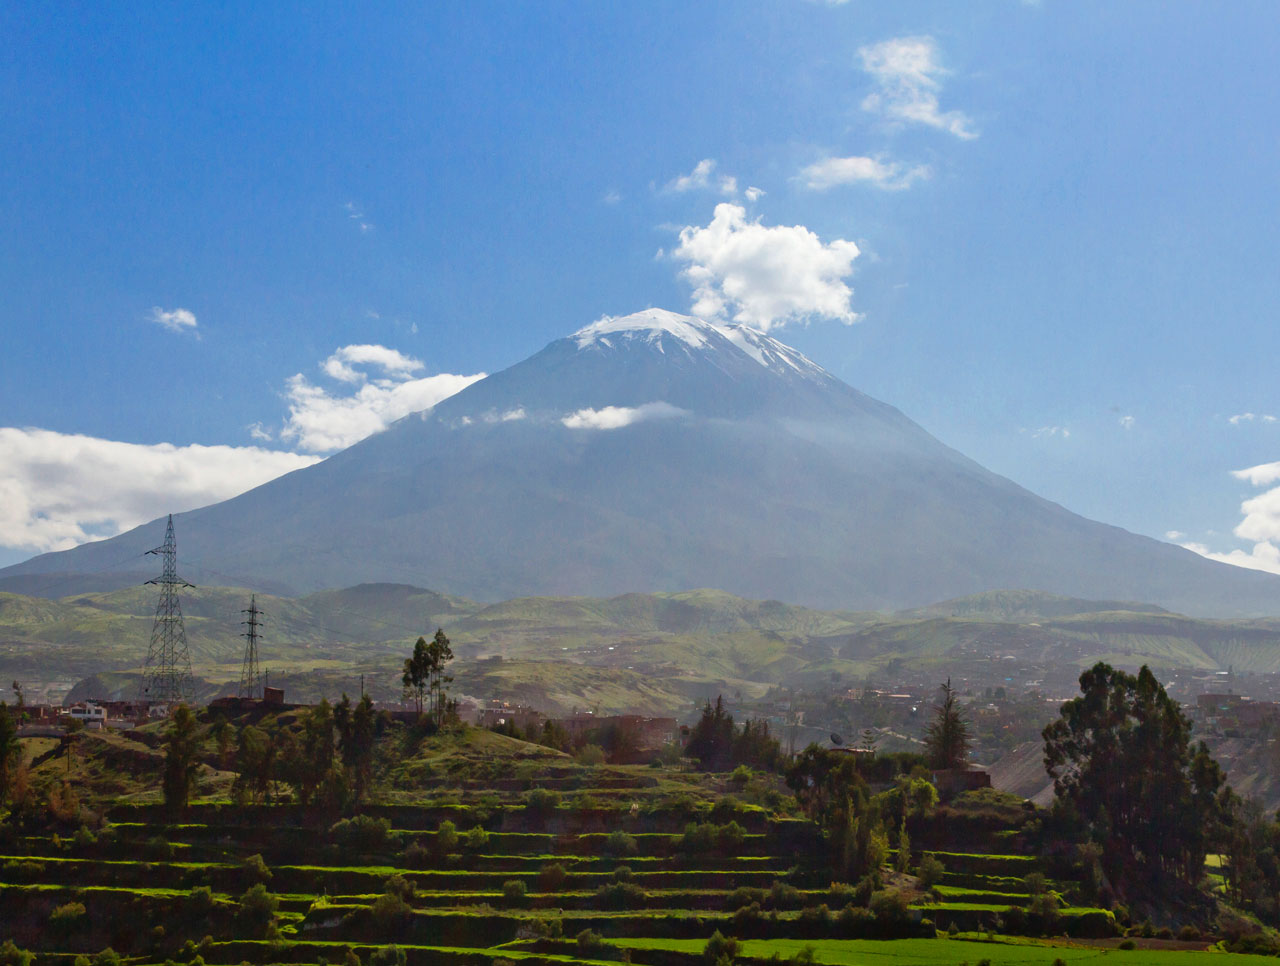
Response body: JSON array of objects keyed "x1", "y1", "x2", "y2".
[{"x1": 5, "y1": 309, "x2": 1278, "y2": 616}]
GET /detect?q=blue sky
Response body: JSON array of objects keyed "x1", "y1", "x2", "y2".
[{"x1": 3, "y1": 1, "x2": 1280, "y2": 578}]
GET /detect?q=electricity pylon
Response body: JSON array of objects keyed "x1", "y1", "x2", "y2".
[
  {"x1": 238, "y1": 595, "x2": 264, "y2": 699},
  {"x1": 140, "y1": 514, "x2": 194, "y2": 706}
]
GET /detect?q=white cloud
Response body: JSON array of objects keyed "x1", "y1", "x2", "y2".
[
  {"x1": 858, "y1": 36, "x2": 977, "y2": 139},
  {"x1": 603, "y1": 189, "x2": 622, "y2": 205},
  {"x1": 320, "y1": 344, "x2": 424, "y2": 384},
  {"x1": 149, "y1": 307, "x2": 198, "y2": 333},
  {"x1": 482, "y1": 408, "x2": 527, "y2": 424},
  {"x1": 1119, "y1": 415, "x2": 1135, "y2": 430},
  {"x1": 665, "y1": 159, "x2": 738, "y2": 196},
  {"x1": 1181, "y1": 540, "x2": 1280, "y2": 576},
  {"x1": 0, "y1": 428, "x2": 320, "y2": 554},
  {"x1": 1229, "y1": 412, "x2": 1277, "y2": 425},
  {"x1": 345, "y1": 201, "x2": 374, "y2": 233},
  {"x1": 744, "y1": 186, "x2": 765, "y2": 202},
  {"x1": 1179, "y1": 459, "x2": 1280, "y2": 576},
  {"x1": 562, "y1": 402, "x2": 686, "y2": 431},
  {"x1": 1030, "y1": 426, "x2": 1070, "y2": 439},
  {"x1": 281, "y1": 352, "x2": 484, "y2": 453},
  {"x1": 799, "y1": 156, "x2": 931, "y2": 191},
  {"x1": 247, "y1": 422, "x2": 273, "y2": 442},
  {"x1": 1165, "y1": 530, "x2": 1185, "y2": 541},
  {"x1": 672, "y1": 203, "x2": 861, "y2": 331}
]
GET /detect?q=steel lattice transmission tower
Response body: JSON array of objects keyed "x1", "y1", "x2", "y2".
[
  {"x1": 238, "y1": 595, "x2": 264, "y2": 699},
  {"x1": 141, "y1": 514, "x2": 194, "y2": 705}
]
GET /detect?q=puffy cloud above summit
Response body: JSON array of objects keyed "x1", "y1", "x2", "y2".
[{"x1": 672, "y1": 203, "x2": 861, "y2": 331}]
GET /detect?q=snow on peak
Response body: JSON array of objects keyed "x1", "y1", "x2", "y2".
[
  {"x1": 574, "y1": 309, "x2": 715, "y2": 350},
  {"x1": 572, "y1": 308, "x2": 830, "y2": 380}
]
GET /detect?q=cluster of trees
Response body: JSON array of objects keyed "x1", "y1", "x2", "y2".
[
  {"x1": 402, "y1": 629, "x2": 454, "y2": 725},
  {"x1": 685, "y1": 696, "x2": 782, "y2": 771},
  {"x1": 1042, "y1": 662, "x2": 1235, "y2": 899}
]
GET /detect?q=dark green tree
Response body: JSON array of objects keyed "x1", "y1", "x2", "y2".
[
  {"x1": 336, "y1": 693, "x2": 377, "y2": 803},
  {"x1": 786, "y1": 744, "x2": 885, "y2": 878},
  {"x1": 402, "y1": 638, "x2": 431, "y2": 715},
  {"x1": 425, "y1": 629, "x2": 454, "y2": 726},
  {"x1": 923, "y1": 678, "x2": 970, "y2": 770},
  {"x1": 685, "y1": 696, "x2": 735, "y2": 770},
  {"x1": 0, "y1": 702, "x2": 21, "y2": 807},
  {"x1": 283, "y1": 699, "x2": 344, "y2": 810},
  {"x1": 233, "y1": 725, "x2": 275, "y2": 804},
  {"x1": 1043, "y1": 662, "x2": 1233, "y2": 890},
  {"x1": 162, "y1": 704, "x2": 203, "y2": 813}
]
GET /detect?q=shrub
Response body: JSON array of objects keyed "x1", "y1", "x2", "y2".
[
  {"x1": 539, "y1": 862, "x2": 569, "y2": 892},
  {"x1": 525, "y1": 788, "x2": 561, "y2": 819},
  {"x1": 734, "y1": 902, "x2": 764, "y2": 927},
  {"x1": 384, "y1": 875, "x2": 415, "y2": 900},
  {"x1": 92, "y1": 950, "x2": 120, "y2": 966},
  {"x1": 703, "y1": 930, "x2": 739, "y2": 966},
  {"x1": 368, "y1": 946, "x2": 406, "y2": 966},
  {"x1": 1024, "y1": 871, "x2": 1047, "y2": 896},
  {"x1": 1178, "y1": 925, "x2": 1201, "y2": 941},
  {"x1": 730, "y1": 765, "x2": 753, "y2": 785},
  {"x1": 576, "y1": 929, "x2": 607, "y2": 954},
  {"x1": 869, "y1": 889, "x2": 910, "y2": 925},
  {"x1": 799, "y1": 904, "x2": 832, "y2": 926},
  {"x1": 612, "y1": 865, "x2": 634, "y2": 882},
  {"x1": 145, "y1": 836, "x2": 174, "y2": 861},
  {"x1": 331, "y1": 815, "x2": 392, "y2": 852},
  {"x1": 726, "y1": 887, "x2": 767, "y2": 910},
  {"x1": 242, "y1": 853, "x2": 272, "y2": 884},
  {"x1": 237, "y1": 883, "x2": 278, "y2": 933},
  {"x1": 435, "y1": 820, "x2": 459, "y2": 854},
  {"x1": 769, "y1": 880, "x2": 802, "y2": 909},
  {"x1": 916, "y1": 853, "x2": 945, "y2": 889},
  {"x1": 604, "y1": 830, "x2": 637, "y2": 855},
  {"x1": 502, "y1": 879, "x2": 528, "y2": 903},
  {"x1": 947, "y1": 921, "x2": 959, "y2": 937},
  {"x1": 596, "y1": 881, "x2": 646, "y2": 908},
  {"x1": 187, "y1": 885, "x2": 215, "y2": 918},
  {"x1": 404, "y1": 841, "x2": 431, "y2": 868},
  {"x1": 0, "y1": 941, "x2": 33, "y2": 966},
  {"x1": 464, "y1": 825, "x2": 489, "y2": 850},
  {"x1": 1118, "y1": 939, "x2": 1136, "y2": 950},
  {"x1": 826, "y1": 882, "x2": 857, "y2": 907},
  {"x1": 2, "y1": 860, "x2": 44, "y2": 880},
  {"x1": 717, "y1": 820, "x2": 746, "y2": 851},
  {"x1": 50, "y1": 902, "x2": 87, "y2": 930},
  {"x1": 577, "y1": 744, "x2": 606, "y2": 766},
  {"x1": 370, "y1": 892, "x2": 411, "y2": 926},
  {"x1": 1002, "y1": 905, "x2": 1027, "y2": 934},
  {"x1": 836, "y1": 904, "x2": 874, "y2": 934},
  {"x1": 1155, "y1": 926, "x2": 1173, "y2": 940},
  {"x1": 343, "y1": 949, "x2": 361, "y2": 966},
  {"x1": 73, "y1": 825, "x2": 97, "y2": 851}
]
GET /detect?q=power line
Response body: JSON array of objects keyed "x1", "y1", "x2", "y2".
[
  {"x1": 238, "y1": 595, "x2": 263, "y2": 699},
  {"x1": 140, "y1": 514, "x2": 194, "y2": 706}
]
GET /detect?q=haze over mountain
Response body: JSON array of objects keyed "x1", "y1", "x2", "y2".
[{"x1": 4, "y1": 309, "x2": 1279, "y2": 616}]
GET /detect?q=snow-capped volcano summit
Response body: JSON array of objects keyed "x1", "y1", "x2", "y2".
[
  {"x1": 572, "y1": 309, "x2": 829, "y2": 382},
  {"x1": 6, "y1": 308, "x2": 1279, "y2": 615}
]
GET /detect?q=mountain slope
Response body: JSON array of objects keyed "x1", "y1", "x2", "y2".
[{"x1": 4, "y1": 309, "x2": 1279, "y2": 616}]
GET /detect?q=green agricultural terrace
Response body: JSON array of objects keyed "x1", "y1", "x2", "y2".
[{"x1": 3, "y1": 697, "x2": 1279, "y2": 966}]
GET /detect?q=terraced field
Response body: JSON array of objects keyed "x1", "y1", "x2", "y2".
[{"x1": 1, "y1": 724, "x2": 1262, "y2": 965}]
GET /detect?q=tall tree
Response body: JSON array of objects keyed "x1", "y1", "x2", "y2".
[
  {"x1": 923, "y1": 678, "x2": 970, "y2": 770},
  {"x1": 0, "y1": 703, "x2": 21, "y2": 807},
  {"x1": 337, "y1": 693, "x2": 376, "y2": 803},
  {"x1": 233, "y1": 725, "x2": 276, "y2": 805},
  {"x1": 402, "y1": 637, "x2": 431, "y2": 715},
  {"x1": 162, "y1": 704, "x2": 203, "y2": 813},
  {"x1": 1043, "y1": 662, "x2": 1233, "y2": 890},
  {"x1": 685, "y1": 696, "x2": 735, "y2": 770},
  {"x1": 425, "y1": 629, "x2": 454, "y2": 726}
]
